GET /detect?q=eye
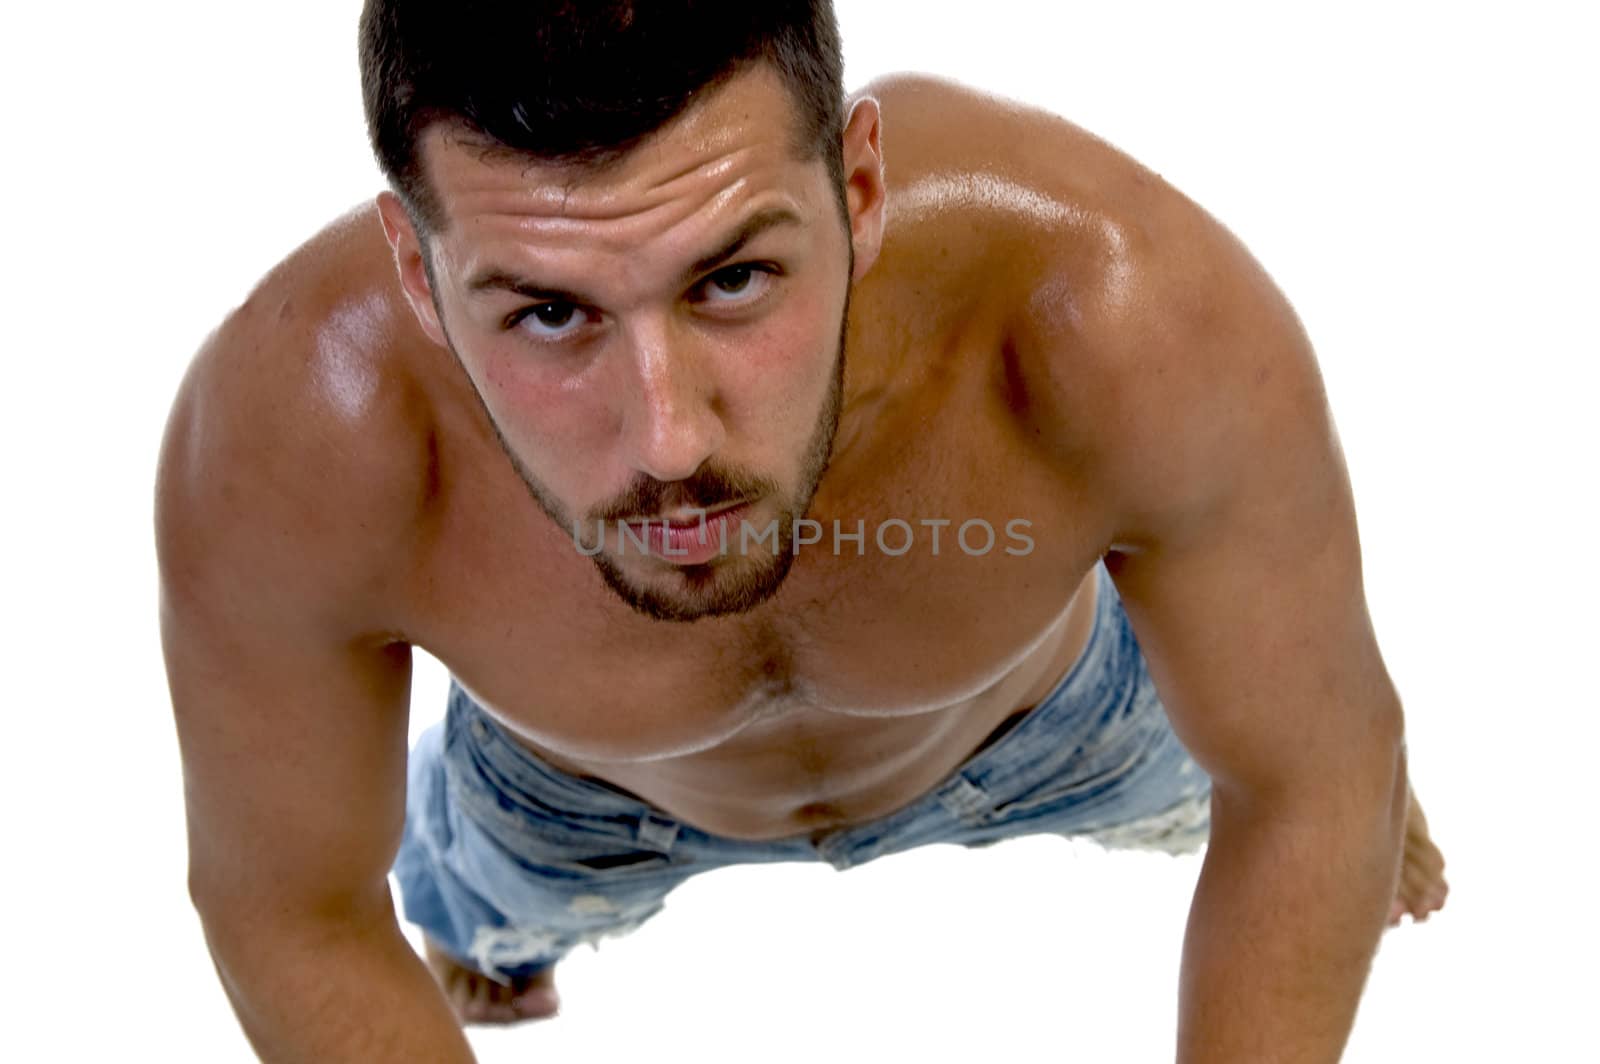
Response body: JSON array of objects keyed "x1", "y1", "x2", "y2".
[
  {"x1": 506, "y1": 301, "x2": 592, "y2": 341},
  {"x1": 695, "y1": 263, "x2": 778, "y2": 306}
]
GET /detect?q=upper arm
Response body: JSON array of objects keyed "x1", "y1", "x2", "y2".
[
  {"x1": 1026, "y1": 178, "x2": 1406, "y2": 812},
  {"x1": 156, "y1": 293, "x2": 422, "y2": 931}
]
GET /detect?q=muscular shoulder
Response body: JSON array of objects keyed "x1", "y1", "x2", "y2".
[
  {"x1": 858, "y1": 72, "x2": 1169, "y2": 273},
  {"x1": 857, "y1": 74, "x2": 1198, "y2": 421},
  {"x1": 863, "y1": 74, "x2": 1328, "y2": 553},
  {"x1": 155, "y1": 204, "x2": 438, "y2": 640}
]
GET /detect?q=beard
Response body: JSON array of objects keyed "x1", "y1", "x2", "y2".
[{"x1": 442, "y1": 268, "x2": 853, "y2": 624}]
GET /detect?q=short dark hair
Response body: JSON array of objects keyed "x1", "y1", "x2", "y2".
[{"x1": 358, "y1": 1, "x2": 848, "y2": 236}]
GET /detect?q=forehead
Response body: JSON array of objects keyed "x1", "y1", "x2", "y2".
[{"x1": 419, "y1": 63, "x2": 821, "y2": 255}]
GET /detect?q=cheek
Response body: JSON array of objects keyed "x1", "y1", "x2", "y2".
[
  {"x1": 477, "y1": 348, "x2": 616, "y2": 456},
  {"x1": 720, "y1": 287, "x2": 838, "y2": 417}
]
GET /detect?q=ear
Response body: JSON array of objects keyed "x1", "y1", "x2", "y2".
[
  {"x1": 375, "y1": 191, "x2": 450, "y2": 348},
  {"x1": 840, "y1": 94, "x2": 887, "y2": 284}
]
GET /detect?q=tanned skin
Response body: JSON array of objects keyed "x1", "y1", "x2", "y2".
[{"x1": 158, "y1": 65, "x2": 1447, "y2": 1056}]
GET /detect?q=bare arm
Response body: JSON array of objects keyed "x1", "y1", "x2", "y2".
[
  {"x1": 156, "y1": 299, "x2": 473, "y2": 1062},
  {"x1": 1025, "y1": 170, "x2": 1406, "y2": 1061}
]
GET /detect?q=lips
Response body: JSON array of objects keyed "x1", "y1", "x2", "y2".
[{"x1": 617, "y1": 500, "x2": 756, "y2": 565}]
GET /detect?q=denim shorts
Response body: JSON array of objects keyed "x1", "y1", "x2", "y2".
[{"x1": 391, "y1": 559, "x2": 1213, "y2": 986}]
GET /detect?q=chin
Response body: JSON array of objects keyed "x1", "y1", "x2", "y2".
[{"x1": 592, "y1": 531, "x2": 799, "y2": 623}]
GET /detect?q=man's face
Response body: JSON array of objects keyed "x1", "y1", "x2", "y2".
[{"x1": 382, "y1": 64, "x2": 881, "y2": 623}]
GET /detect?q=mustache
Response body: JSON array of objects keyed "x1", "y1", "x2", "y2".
[{"x1": 594, "y1": 466, "x2": 771, "y2": 523}]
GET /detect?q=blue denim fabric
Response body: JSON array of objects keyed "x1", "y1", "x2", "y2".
[{"x1": 391, "y1": 560, "x2": 1213, "y2": 986}]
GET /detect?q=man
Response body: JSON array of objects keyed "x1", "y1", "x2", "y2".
[{"x1": 156, "y1": 1, "x2": 1448, "y2": 1059}]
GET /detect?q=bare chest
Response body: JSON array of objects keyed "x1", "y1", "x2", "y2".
[{"x1": 397, "y1": 334, "x2": 1110, "y2": 838}]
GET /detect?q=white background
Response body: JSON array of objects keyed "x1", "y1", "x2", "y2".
[{"x1": 3, "y1": 1, "x2": 1595, "y2": 1061}]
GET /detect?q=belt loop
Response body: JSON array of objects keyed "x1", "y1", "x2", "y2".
[
  {"x1": 635, "y1": 813, "x2": 680, "y2": 854},
  {"x1": 937, "y1": 774, "x2": 990, "y2": 818}
]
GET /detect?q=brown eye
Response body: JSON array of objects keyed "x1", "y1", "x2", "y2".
[
  {"x1": 710, "y1": 266, "x2": 755, "y2": 293},
  {"x1": 530, "y1": 304, "x2": 576, "y2": 327},
  {"x1": 508, "y1": 301, "x2": 590, "y2": 340},
  {"x1": 698, "y1": 263, "x2": 777, "y2": 305}
]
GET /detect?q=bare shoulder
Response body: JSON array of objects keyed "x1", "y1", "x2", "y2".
[
  {"x1": 851, "y1": 72, "x2": 1212, "y2": 397},
  {"x1": 853, "y1": 70, "x2": 1176, "y2": 242},
  {"x1": 859, "y1": 74, "x2": 1327, "y2": 551},
  {"x1": 155, "y1": 203, "x2": 437, "y2": 641}
]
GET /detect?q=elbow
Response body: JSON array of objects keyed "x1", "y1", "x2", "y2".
[
  {"x1": 1385, "y1": 721, "x2": 1410, "y2": 847},
  {"x1": 187, "y1": 859, "x2": 233, "y2": 924},
  {"x1": 1350, "y1": 702, "x2": 1410, "y2": 875},
  {"x1": 186, "y1": 867, "x2": 217, "y2": 922},
  {"x1": 1375, "y1": 696, "x2": 1409, "y2": 833}
]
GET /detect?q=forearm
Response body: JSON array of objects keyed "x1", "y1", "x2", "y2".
[
  {"x1": 199, "y1": 901, "x2": 476, "y2": 1064},
  {"x1": 1176, "y1": 772, "x2": 1406, "y2": 1063}
]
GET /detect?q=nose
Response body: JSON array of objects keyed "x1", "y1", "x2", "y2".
[{"x1": 620, "y1": 321, "x2": 726, "y2": 484}]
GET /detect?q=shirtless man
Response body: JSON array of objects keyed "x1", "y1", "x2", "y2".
[{"x1": 156, "y1": 3, "x2": 1448, "y2": 1060}]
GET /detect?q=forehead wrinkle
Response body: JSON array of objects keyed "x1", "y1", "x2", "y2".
[
  {"x1": 486, "y1": 144, "x2": 770, "y2": 231},
  {"x1": 449, "y1": 147, "x2": 796, "y2": 290},
  {"x1": 470, "y1": 175, "x2": 756, "y2": 268}
]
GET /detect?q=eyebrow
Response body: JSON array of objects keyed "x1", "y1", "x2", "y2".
[{"x1": 465, "y1": 206, "x2": 804, "y2": 305}]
